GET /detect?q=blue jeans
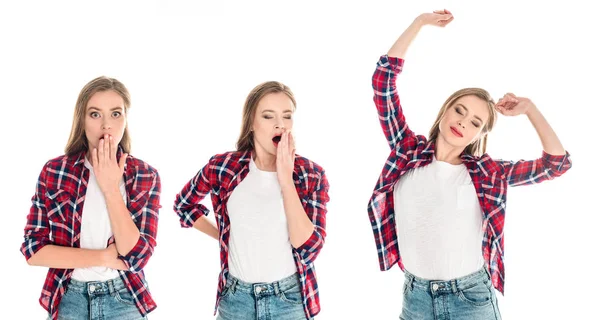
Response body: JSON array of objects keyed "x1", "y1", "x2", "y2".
[
  {"x1": 400, "y1": 267, "x2": 502, "y2": 320},
  {"x1": 54, "y1": 276, "x2": 146, "y2": 320},
  {"x1": 217, "y1": 273, "x2": 308, "y2": 320}
]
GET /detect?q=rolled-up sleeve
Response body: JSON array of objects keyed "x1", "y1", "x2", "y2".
[
  {"x1": 293, "y1": 171, "x2": 330, "y2": 266},
  {"x1": 119, "y1": 170, "x2": 161, "y2": 273},
  {"x1": 20, "y1": 164, "x2": 52, "y2": 261}
]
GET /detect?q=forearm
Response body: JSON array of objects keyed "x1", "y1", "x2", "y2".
[
  {"x1": 281, "y1": 182, "x2": 315, "y2": 248},
  {"x1": 193, "y1": 215, "x2": 219, "y2": 240},
  {"x1": 526, "y1": 106, "x2": 566, "y2": 155},
  {"x1": 388, "y1": 18, "x2": 425, "y2": 58},
  {"x1": 27, "y1": 245, "x2": 106, "y2": 268},
  {"x1": 104, "y1": 188, "x2": 141, "y2": 256}
]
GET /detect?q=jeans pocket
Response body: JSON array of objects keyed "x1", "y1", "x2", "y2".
[
  {"x1": 219, "y1": 281, "x2": 234, "y2": 299},
  {"x1": 458, "y1": 282, "x2": 492, "y2": 307},
  {"x1": 114, "y1": 288, "x2": 136, "y2": 306},
  {"x1": 278, "y1": 286, "x2": 303, "y2": 305}
]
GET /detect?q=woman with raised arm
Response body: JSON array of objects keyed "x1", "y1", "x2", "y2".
[
  {"x1": 367, "y1": 10, "x2": 571, "y2": 319},
  {"x1": 174, "y1": 81, "x2": 330, "y2": 320}
]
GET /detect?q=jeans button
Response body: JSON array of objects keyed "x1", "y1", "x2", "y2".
[
  {"x1": 432, "y1": 284, "x2": 439, "y2": 291},
  {"x1": 256, "y1": 287, "x2": 262, "y2": 294},
  {"x1": 90, "y1": 285, "x2": 95, "y2": 292}
]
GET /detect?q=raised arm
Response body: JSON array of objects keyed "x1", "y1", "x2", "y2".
[
  {"x1": 494, "y1": 93, "x2": 572, "y2": 186},
  {"x1": 374, "y1": 10, "x2": 454, "y2": 149}
]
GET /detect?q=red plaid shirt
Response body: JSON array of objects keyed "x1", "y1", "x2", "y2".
[
  {"x1": 20, "y1": 148, "x2": 161, "y2": 320},
  {"x1": 174, "y1": 150, "x2": 329, "y2": 318},
  {"x1": 368, "y1": 55, "x2": 572, "y2": 294}
]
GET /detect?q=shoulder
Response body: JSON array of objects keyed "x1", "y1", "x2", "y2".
[
  {"x1": 294, "y1": 154, "x2": 327, "y2": 181},
  {"x1": 126, "y1": 154, "x2": 159, "y2": 177},
  {"x1": 44, "y1": 154, "x2": 72, "y2": 170},
  {"x1": 462, "y1": 153, "x2": 505, "y2": 177},
  {"x1": 209, "y1": 150, "x2": 248, "y2": 164}
]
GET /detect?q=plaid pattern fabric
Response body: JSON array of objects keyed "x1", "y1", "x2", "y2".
[
  {"x1": 174, "y1": 150, "x2": 329, "y2": 318},
  {"x1": 368, "y1": 54, "x2": 572, "y2": 294},
  {"x1": 21, "y1": 148, "x2": 161, "y2": 320}
]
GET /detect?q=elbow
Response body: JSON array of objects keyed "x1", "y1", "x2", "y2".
[
  {"x1": 21, "y1": 238, "x2": 47, "y2": 267},
  {"x1": 26, "y1": 253, "x2": 39, "y2": 266},
  {"x1": 125, "y1": 255, "x2": 152, "y2": 273},
  {"x1": 118, "y1": 237, "x2": 155, "y2": 273}
]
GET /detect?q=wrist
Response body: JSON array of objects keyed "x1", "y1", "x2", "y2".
[
  {"x1": 413, "y1": 15, "x2": 426, "y2": 28},
  {"x1": 99, "y1": 248, "x2": 110, "y2": 267},
  {"x1": 525, "y1": 104, "x2": 540, "y2": 117},
  {"x1": 102, "y1": 185, "x2": 121, "y2": 199},
  {"x1": 279, "y1": 178, "x2": 296, "y2": 192}
]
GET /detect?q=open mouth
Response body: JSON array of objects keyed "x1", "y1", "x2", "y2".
[{"x1": 272, "y1": 135, "x2": 282, "y2": 147}]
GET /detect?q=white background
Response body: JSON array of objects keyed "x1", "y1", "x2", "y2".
[{"x1": 1, "y1": 1, "x2": 597, "y2": 319}]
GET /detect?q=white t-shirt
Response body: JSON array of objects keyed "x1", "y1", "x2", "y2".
[
  {"x1": 71, "y1": 158, "x2": 126, "y2": 281},
  {"x1": 226, "y1": 157, "x2": 297, "y2": 283},
  {"x1": 394, "y1": 156, "x2": 484, "y2": 280}
]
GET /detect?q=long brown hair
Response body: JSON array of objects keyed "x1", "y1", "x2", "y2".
[
  {"x1": 428, "y1": 88, "x2": 497, "y2": 156},
  {"x1": 236, "y1": 81, "x2": 297, "y2": 152},
  {"x1": 65, "y1": 76, "x2": 132, "y2": 156}
]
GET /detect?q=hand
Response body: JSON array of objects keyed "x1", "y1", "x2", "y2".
[
  {"x1": 276, "y1": 130, "x2": 296, "y2": 189},
  {"x1": 417, "y1": 9, "x2": 454, "y2": 27},
  {"x1": 92, "y1": 134, "x2": 127, "y2": 195},
  {"x1": 495, "y1": 93, "x2": 536, "y2": 116},
  {"x1": 102, "y1": 243, "x2": 128, "y2": 270}
]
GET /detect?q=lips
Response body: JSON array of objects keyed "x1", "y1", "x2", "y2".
[{"x1": 450, "y1": 126, "x2": 463, "y2": 138}]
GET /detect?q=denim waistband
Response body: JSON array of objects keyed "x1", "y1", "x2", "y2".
[
  {"x1": 404, "y1": 267, "x2": 491, "y2": 293},
  {"x1": 225, "y1": 273, "x2": 300, "y2": 296},
  {"x1": 66, "y1": 276, "x2": 127, "y2": 295}
]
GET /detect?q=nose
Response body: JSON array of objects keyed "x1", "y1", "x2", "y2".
[
  {"x1": 457, "y1": 121, "x2": 465, "y2": 129},
  {"x1": 275, "y1": 120, "x2": 286, "y2": 130},
  {"x1": 102, "y1": 121, "x2": 111, "y2": 130}
]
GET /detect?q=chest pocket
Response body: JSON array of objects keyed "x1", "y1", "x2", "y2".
[
  {"x1": 45, "y1": 189, "x2": 75, "y2": 244},
  {"x1": 479, "y1": 172, "x2": 507, "y2": 210},
  {"x1": 45, "y1": 189, "x2": 73, "y2": 222}
]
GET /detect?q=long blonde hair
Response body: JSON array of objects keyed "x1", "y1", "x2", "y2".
[
  {"x1": 428, "y1": 88, "x2": 497, "y2": 156},
  {"x1": 236, "y1": 81, "x2": 297, "y2": 152},
  {"x1": 65, "y1": 76, "x2": 132, "y2": 156}
]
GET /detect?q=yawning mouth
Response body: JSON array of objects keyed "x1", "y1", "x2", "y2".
[{"x1": 272, "y1": 135, "x2": 282, "y2": 146}]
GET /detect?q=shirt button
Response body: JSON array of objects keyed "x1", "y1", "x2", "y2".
[{"x1": 432, "y1": 284, "x2": 439, "y2": 291}]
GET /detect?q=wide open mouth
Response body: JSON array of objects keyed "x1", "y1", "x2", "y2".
[{"x1": 272, "y1": 135, "x2": 282, "y2": 145}]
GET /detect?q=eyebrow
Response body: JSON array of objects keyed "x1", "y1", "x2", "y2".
[
  {"x1": 262, "y1": 109, "x2": 293, "y2": 113},
  {"x1": 456, "y1": 104, "x2": 483, "y2": 123},
  {"x1": 87, "y1": 106, "x2": 123, "y2": 112}
]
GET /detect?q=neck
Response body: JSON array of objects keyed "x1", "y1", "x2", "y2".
[
  {"x1": 434, "y1": 138, "x2": 464, "y2": 165},
  {"x1": 252, "y1": 146, "x2": 277, "y2": 172},
  {"x1": 85, "y1": 148, "x2": 93, "y2": 163}
]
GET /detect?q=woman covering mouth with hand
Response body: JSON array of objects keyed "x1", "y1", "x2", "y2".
[
  {"x1": 21, "y1": 76, "x2": 161, "y2": 320},
  {"x1": 174, "y1": 81, "x2": 330, "y2": 320}
]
